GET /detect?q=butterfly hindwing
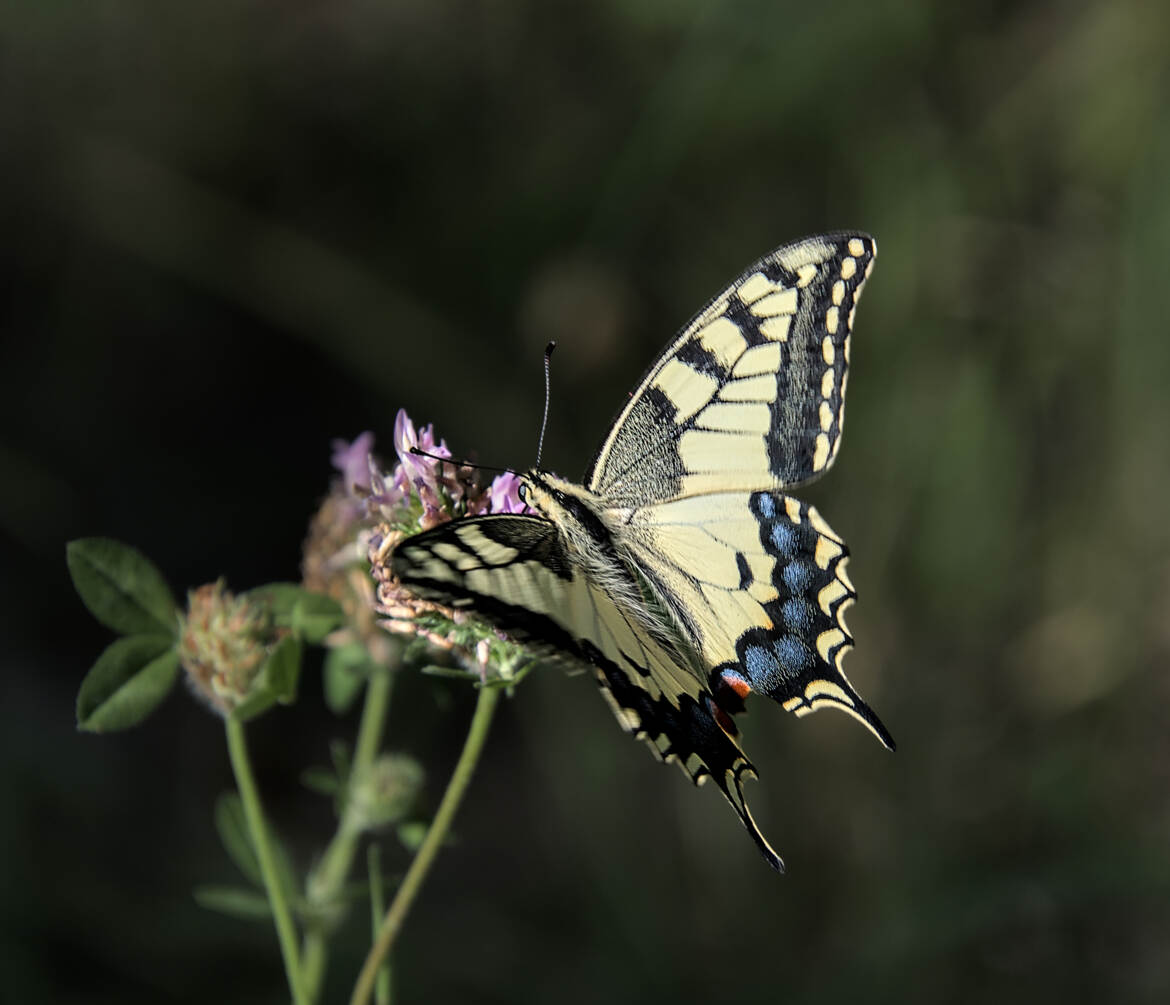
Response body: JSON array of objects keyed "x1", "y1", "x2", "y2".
[
  {"x1": 392, "y1": 514, "x2": 785, "y2": 870},
  {"x1": 586, "y1": 233, "x2": 876, "y2": 506},
  {"x1": 620, "y1": 490, "x2": 894, "y2": 750}
]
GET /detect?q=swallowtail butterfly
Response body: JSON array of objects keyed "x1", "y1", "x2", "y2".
[{"x1": 394, "y1": 233, "x2": 893, "y2": 870}]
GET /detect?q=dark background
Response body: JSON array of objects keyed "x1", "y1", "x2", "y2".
[{"x1": 4, "y1": 1, "x2": 1169, "y2": 1002}]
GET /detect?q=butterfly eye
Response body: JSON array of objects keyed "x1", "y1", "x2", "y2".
[{"x1": 518, "y1": 483, "x2": 528, "y2": 502}]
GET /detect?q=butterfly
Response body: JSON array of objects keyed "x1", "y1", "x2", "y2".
[{"x1": 392, "y1": 233, "x2": 893, "y2": 871}]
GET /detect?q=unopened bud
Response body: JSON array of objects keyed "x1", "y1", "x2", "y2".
[{"x1": 346, "y1": 754, "x2": 425, "y2": 832}]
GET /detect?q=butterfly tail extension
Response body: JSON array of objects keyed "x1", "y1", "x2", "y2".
[
  {"x1": 715, "y1": 490, "x2": 895, "y2": 751},
  {"x1": 593, "y1": 662, "x2": 785, "y2": 872}
]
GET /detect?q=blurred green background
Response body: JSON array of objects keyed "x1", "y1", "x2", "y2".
[{"x1": 3, "y1": 1, "x2": 1169, "y2": 1002}]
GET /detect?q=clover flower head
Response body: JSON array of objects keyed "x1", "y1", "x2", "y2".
[
  {"x1": 359, "y1": 410, "x2": 537, "y2": 685},
  {"x1": 303, "y1": 432, "x2": 399, "y2": 666},
  {"x1": 180, "y1": 581, "x2": 285, "y2": 715}
]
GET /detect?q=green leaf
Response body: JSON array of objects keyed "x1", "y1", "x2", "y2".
[
  {"x1": 215, "y1": 793, "x2": 261, "y2": 886},
  {"x1": 215, "y1": 793, "x2": 300, "y2": 909},
  {"x1": 245, "y1": 582, "x2": 306, "y2": 616},
  {"x1": 193, "y1": 884, "x2": 273, "y2": 920},
  {"x1": 263, "y1": 635, "x2": 302, "y2": 704},
  {"x1": 67, "y1": 538, "x2": 178, "y2": 637},
  {"x1": 396, "y1": 821, "x2": 428, "y2": 852},
  {"x1": 328, "y1": 875, "x2": 401, "y2": 906},
  {"x1": 76, "y1": 635, "x2": 179, "y2": 732},
  {"x1": 397, "y1": 820, "x2": 458, "y2": 852},
  {"x1": 329, "y1": 739, "x2": 353, "y2": 791},
  {"x1": 229, "y1": 636, "x2": 303, "y2": 724},
  {"x1": 289, "y1": 593, "x2": 346, "y2": 643},
  {"x1": 208, "y1": 793, "x2": 304, "y2": 919},
  {"x1": 323, "y1": 643, "x2": 373, "y2": 714},
  {"x1": 479, "y1": 659, "x2": 539, "y2": 690},
  {"x1": 301, "y1": 766, "x2": 339, "y2": 797},
  {"x1": 247, "y1": 583, "x2": 344, "y2": 643},
  {"x1": 419, "y1": 664, "x2": 477, "y2": 680},
  {"x1": 228, "y1": 688, "x2": 276, "y2": 724}
]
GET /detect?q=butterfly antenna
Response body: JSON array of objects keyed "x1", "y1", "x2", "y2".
[
  {"x1": 408, "y1": 446, "x2": 509, "y2": 476},
  {"x1": 535, "y1": 341, "x2": 556, "y2": 469}
]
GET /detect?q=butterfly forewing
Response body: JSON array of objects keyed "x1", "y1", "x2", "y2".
[{"x1": 586, "y1": 233, "x2": 876, "y2": 506}]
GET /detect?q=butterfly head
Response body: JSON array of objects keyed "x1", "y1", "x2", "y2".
[
  {"x1": 518, "y1": 469, "x2": 593, "y2": 520},
  {"x1": 518, "y1": 469, "x2": 618, "y2": 559}
]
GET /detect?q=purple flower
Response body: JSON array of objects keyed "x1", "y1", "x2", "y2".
[
  {"x1": 359, "y1": 411, "x2": 539, "y2": 685},
  {"x1": 487, "y1": 472, "x2": 530, "y2": 514},
  {"x1": 331, "y1": 431, "x2": 376, "y2": 494},
  {"x1": 366, "y1": 452, "x2": 406, "y2": 510},
  {"x1": 392, "y1": 409, "x2": 461, "y2": 526},
  {"x1": 363, "y1": 409, "x2": 481, "y2": 529},
  {"x1": 394, "y1": 410, "x2": 451, "y2": 483}
]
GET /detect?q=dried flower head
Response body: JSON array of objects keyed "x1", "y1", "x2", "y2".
[
  {"x1": 180, "y1": 581, "x2": 285, "y2": 715},
  {"x1": 303, "y1": 431, "x2": 394, "y2": 666}
]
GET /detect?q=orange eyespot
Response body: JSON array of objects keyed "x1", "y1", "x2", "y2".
[{"x1": 720, "y1": 671, "x2": 752, "y2": 700}]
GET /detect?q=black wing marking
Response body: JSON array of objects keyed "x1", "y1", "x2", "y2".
[
  {"x1": 392, "y1": 515, "x2": 786, "y2": 870},
  {"x1": 586, "y1": 233, "x2": 876, "y2": 506}
]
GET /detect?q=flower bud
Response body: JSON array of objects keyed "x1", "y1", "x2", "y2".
[
  {"x1": 345, "y1": 754, "x2": 425, "y2": 833},
  {"x1": 179, "y1": 581, "x2": 283, "y2": 715}
]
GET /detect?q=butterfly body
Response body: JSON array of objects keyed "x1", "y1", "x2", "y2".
[{"x1": 393, "y1": 233, "x2": 892, "y2": 870}]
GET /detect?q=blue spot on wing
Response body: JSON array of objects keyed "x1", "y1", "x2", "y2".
[
  {"x1": 782, "y1": 560, "x2": 813, "y2": 594},
  {"x1": 782, "y1": 598, "x2": 814, "y2": 632},
  {"x1": 772, "y1": 636, "x2": 813, "y2": 678},
  {"x1": 742, "y1": 637, "x2": 812, "y2": 691},
  {"x1": 770, "y1": 522, "x2": 798, "y2": 556},
  {"x1": 756, "y1": 494, "x2": 776, "y2": 519},
  {"x1": 744, "y1": 645, "x2": 774, "y2": 684}
]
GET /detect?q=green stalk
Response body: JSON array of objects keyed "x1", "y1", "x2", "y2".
[
  {"x1": 368, "y1": 844, "x2": 391, "y2": 1005},
  {"x1": 349, "y1": 685, "x2": 500, "y2": 1005},
  {"x1": 225, "y1": 716, "x2": 309, "y2": 1005},
  {"x1": 302, "y1": 668, "x2": 395, "y2": 1000}
]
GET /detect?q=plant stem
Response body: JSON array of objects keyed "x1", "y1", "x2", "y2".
[
  {"x1": 354, "y1": 667, "x2": 394, "y2": 770},
  {"x1": 368, "y1": 844, "x2": 391, "y2": 1005},
  {"x1": 349, "y1": 685, "x2": 500, "y2": 1005},
  {"x1": 225, "y1": 716, "x2": 309, "y2": 1005},
  {"x1": 302, "y1": 668, "x2": 395, "y2": 1000}
]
